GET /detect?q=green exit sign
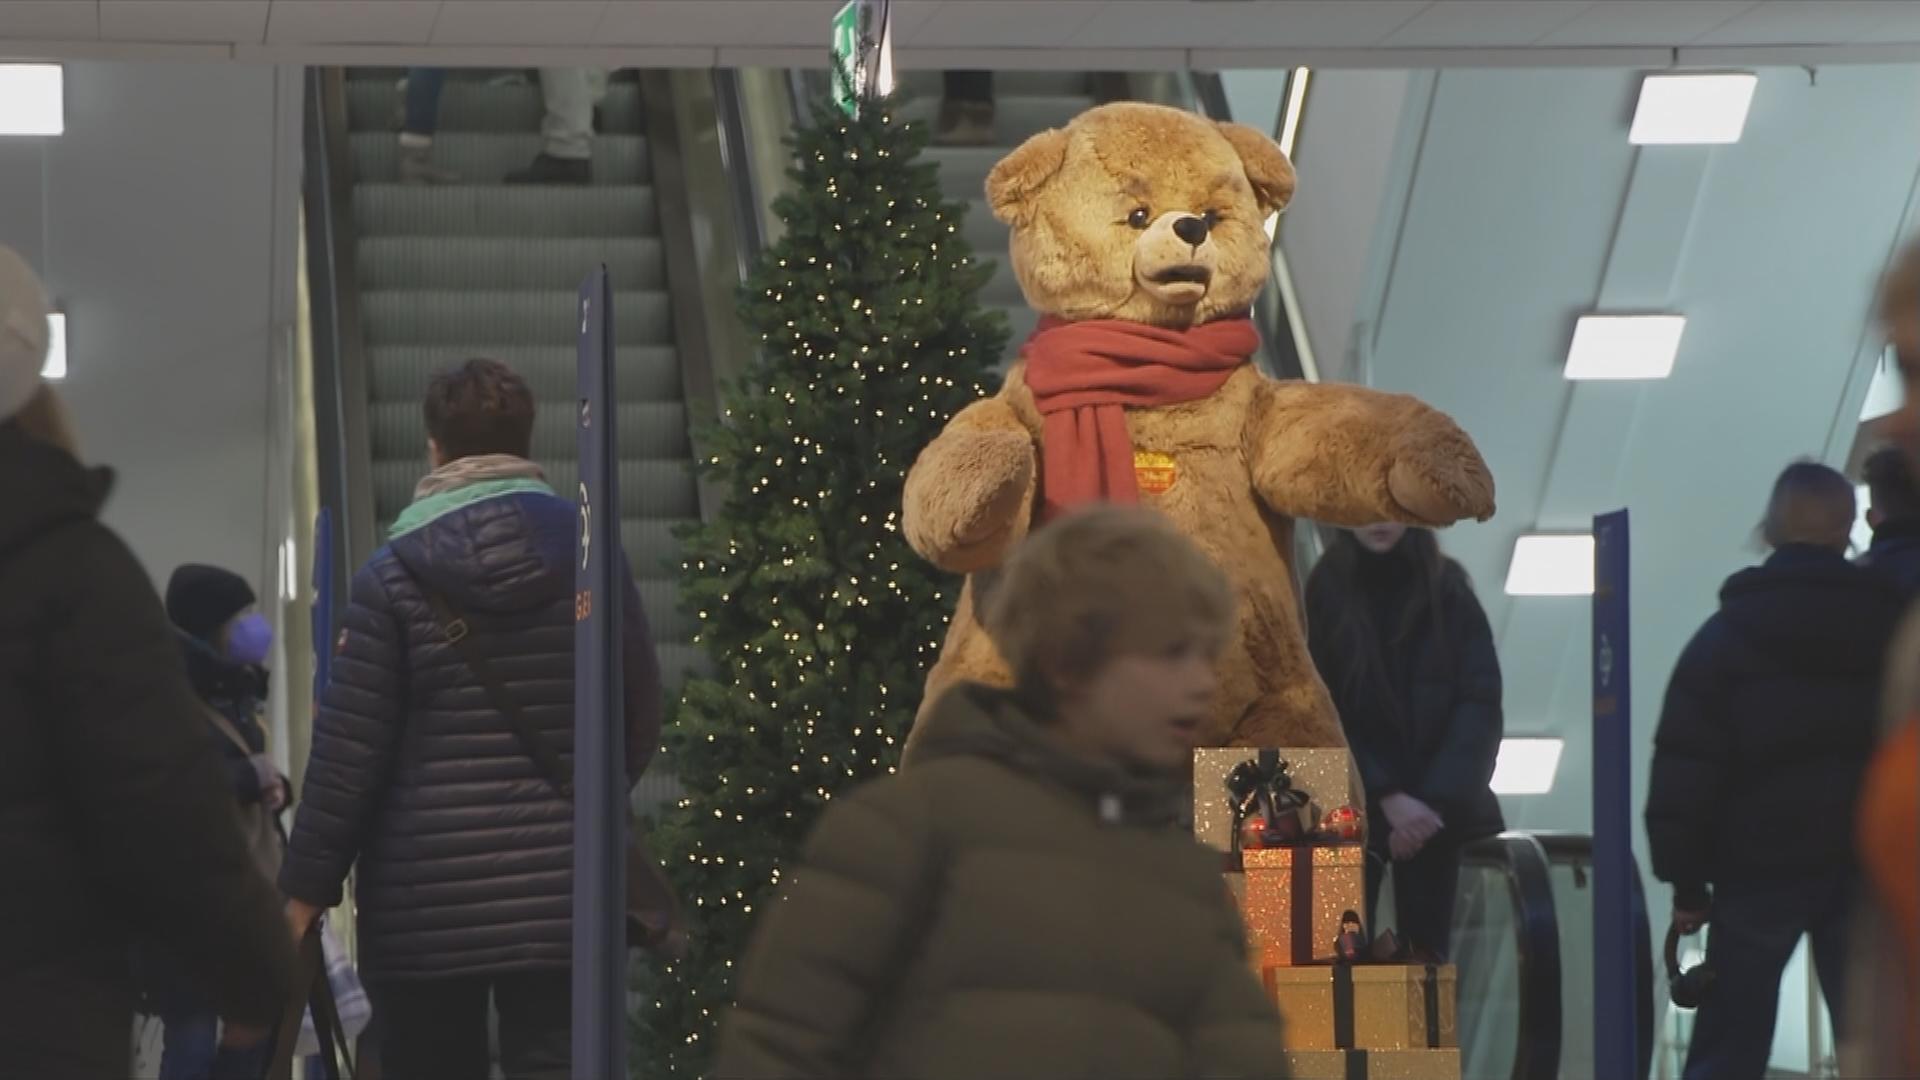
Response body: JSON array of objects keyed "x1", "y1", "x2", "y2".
[{"x1": 830, "y1": 0, "x2": 892, "y2": 117}]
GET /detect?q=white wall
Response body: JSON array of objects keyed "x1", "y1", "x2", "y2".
[
  {"x1": 0, "y1": 61, "x2": 300, "y2": 606},
  {"x1": 0, "y1": 60, "x2": 304, "y2": 749}
]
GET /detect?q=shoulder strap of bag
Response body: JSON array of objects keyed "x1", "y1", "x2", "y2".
[
  {"x1": 202, "y1": 703, "x2": 255, "y2": 758},
  {"x1": 264, "y1": 927, "x2": 356, "y2": 1080},
  {"x1": 420, "y1": 588, "x2": 574, "y2": 800}
]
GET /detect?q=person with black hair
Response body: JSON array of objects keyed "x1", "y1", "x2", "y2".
[
  {"x1": 1304, "y1": 523, "x2": 1504, "y2": 961},
  {"x1": 279, "y1": 357, "x2": 665, "y2": 1079},
  {"x1": 1860, "y1": 445, "x2": 1920, "y2": 592},
  {"x1": 1646, "y1": 461, "x2": 1905, "y2": 1080}
]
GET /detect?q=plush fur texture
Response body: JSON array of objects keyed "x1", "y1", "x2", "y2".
[{"x1": 904, "y1": 102, "x2": 1495, "y2": 754}]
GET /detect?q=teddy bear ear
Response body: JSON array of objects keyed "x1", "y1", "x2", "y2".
[
  {"x1": 1215, "y1": 121, "x2": 1297, "y2": 214},
  {"x1": 986, "y1": 127, "x2": 1069, "y2": 226}
]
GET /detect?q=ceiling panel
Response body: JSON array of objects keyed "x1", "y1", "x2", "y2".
[
  {"x1": 1383, "y1": 0, "x2": 1595, "y2": 47},
  {"x1": 101, "y1": 1, "x2": 271, "y2": 42},
  {"x1": 1691, "y1": 0, "x2": 1905, "y2": 45},
  {"x1": 264, "y1": 0, "x2": 441, "y2": 44},
  {"x1": 1538, "y1": 1, "x2": 1757, "y2": 47},
  {"x1": 1070, "y1": 1, "x2": 1432, "y2": 50},
  {"x1": 908, "y1": 1, "x2": 1106, "y2": 48},
  {"x1": 596, "y1": 1, "x2": 841, "y2": 47},
  {"x1": 433, "y1": 0, "x2": 606, "y2": 45},
  {"x1": 0, "y1": 1, "x2": 100, "y2": 38}
]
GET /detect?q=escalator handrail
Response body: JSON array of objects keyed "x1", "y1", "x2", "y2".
[
  {"x1": 300, "y1": 67, "x2": 374, "y2": 611},
  {"x1": 711, "y1": 68, "x2": 767, "y2": 271},
  {"x1": 1523, "y1": 830, "x2": 1658, "y2": 1080},
  {"x1": 1462, "y1": 831, "x2": 1563, "y2": 1080}
]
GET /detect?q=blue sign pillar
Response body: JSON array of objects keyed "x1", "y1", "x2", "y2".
[
  {"x1": 573, "y1": 267, "x2": 628, "y2": 1079},
  {"x1": 1593, "y1": 510, "x2": 1636, "y2": 1078}
]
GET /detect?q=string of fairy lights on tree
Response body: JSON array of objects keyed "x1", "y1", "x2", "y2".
[{"x1": 632, "y1": 65, "x2": 1008, "y2": 1076}]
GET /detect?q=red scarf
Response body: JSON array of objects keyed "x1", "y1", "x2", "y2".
[{"x1": 1023, "y1": 315, "x2": 1257, "y2": 520}]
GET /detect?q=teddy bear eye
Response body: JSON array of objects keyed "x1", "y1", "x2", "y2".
[
  {"x1": 1204, "y1": 209, "x2": 1222, "y2": 226},
  {"x1": 1127, "y1": 207, "x2": 1151, "y2": 229}
]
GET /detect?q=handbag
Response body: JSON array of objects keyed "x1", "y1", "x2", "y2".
[
  {"x1": 420, "y1": 588, "x2": 686, "y2": 957},
  {"x1": 200, "y1": 704, "x2": 286, "y2": 882}
]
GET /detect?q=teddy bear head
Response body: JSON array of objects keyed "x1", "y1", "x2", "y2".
[{"x1": 986, "y1": 101, "x2": 1295, "y2": 330}]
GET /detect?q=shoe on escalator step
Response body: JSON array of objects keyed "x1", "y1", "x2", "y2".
[
  {"x1": 934, "y1": 101, "x2": 996, "y2": 147},
  {"x1": 504, "y1": 153, "x2": 591, "y2": 186},
  {"x1": 398, "y1": 142, "x2": 460, "y2": 185}
]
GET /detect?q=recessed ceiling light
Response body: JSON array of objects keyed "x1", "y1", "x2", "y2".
[
  {"x1": 42, "y1": 313, "x2": 66, "y2": 381},
  {"x1": 1564, "y1": 314, "x2": 1686, "y2": 381},
  {"x1": 1505, "y1": 534, "x2": 1595, "y2": 597},
  {"x1": 1491, "y1": 737, "x2": 1564, "y2": 796},
  {"x1": 0, "y1": 64, "x2": 64, "y2": 137},
  {"x1": 1630, "y1": 73, "x2": 1756, "y2": 145}
]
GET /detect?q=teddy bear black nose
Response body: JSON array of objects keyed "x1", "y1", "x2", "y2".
[{"x1": 1172, "y1": 215, "x2": 1211, "y2": 246}]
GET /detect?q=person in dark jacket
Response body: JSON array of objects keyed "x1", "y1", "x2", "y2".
[
  {"x1": 1305, "y1": 523, "x2": 1504, "y2": 961},
  {"x1": 1860, "y1": 445, "x2": 1920, "y2": 593},
  {"x1": 1646, "y1": 461, "x2": 1905, "y2": 1080},
  {"x1": 144, "y1": 564, "x2": 289, "y2": 1078},
  {"x1": 0, "y1": 245, "x2": 294, "y2": 1080},
  {"x1": 716, "y1": 506, "x2": 1285, "y2": 1079},
  {"x1": 280, "y1": 358, "x2": 663, "y2": 1080}
]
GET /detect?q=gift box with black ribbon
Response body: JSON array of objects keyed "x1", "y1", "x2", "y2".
[
  {"x1": 1263, "y1": 963, "x2": 1457, "y2": 1051},
  {"x1": 1193, "y1": 748, "x2": 1364, "y2": 854},
  {"x1": 1280, "y1": 1049, "x2": 1461, "y2": 1080},
  {"x1": 1233, "y1": 843, "x2": 1368, "y2": 968}
]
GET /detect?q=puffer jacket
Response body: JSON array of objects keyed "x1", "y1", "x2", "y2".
[
  {"x1": 280, "y1": 480, "x2": 662, "y2": 980},
  {"x1": 0, "y1": 423, "x2": 293, "y2": 1078},
  {"x1": 1646, "y1": 545, "x2": 1906, "y2": 909},
  {"x1": 715, "y1": 682, "x2": 1286, "y2": 1080}
]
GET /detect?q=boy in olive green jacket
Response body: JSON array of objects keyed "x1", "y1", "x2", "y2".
[{"x1": 716, "y1": 506, "x2": 1287, "y2": 1079}]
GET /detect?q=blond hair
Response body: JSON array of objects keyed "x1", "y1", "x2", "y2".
[{"x1": 982, "y1": 505, "x2": 1234, "y2": 696}]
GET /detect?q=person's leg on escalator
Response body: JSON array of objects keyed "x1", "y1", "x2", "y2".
[
  {"x1": 1393, "y1": 837, "x2": 1463, "y2": 961},
  {"x1": 398, "y1": 67, "x2": 458, "y2": 185},
  {"x1": 1680, "y1": 882, "x2": 1806, "y2": 1080},
  {"x1": 507, "y1": 68, "x2": 604, "y2": 185},
  {"x1": 1807, "y1": 874, "x2": 1855, "y2": 1037},
  {"x1": 935, "y1": 70, "x2": 995, "y2": 146},
  {"x1": 494, "y1": 970, "x2": 571, "y2": 1080},
  {"x1": 370, "y1": 976, "x2": 491, "y2": 1080}
]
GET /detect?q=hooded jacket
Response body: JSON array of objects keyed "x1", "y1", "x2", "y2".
[
  {"x1": 1646, "y1": 546, "x2": 1906, "y2": 907},
  {"x1": 715, "y1": 682, "x2": 1286, "y2": 1080},
  {"x1": 0, "y1": 423, "x2": 294, "y2": 1077},
  {"x1": 280, "y1": 476, "x2": 663, "y2": 980}
]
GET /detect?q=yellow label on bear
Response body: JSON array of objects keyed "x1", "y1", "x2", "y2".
[{"x1": 1134, "y1": 450, "x2": 1178, "y2": 496}]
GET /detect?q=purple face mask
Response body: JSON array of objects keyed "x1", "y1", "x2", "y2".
[{"x1": 224, "y1": 613, "x2": 274, "y2": 666}]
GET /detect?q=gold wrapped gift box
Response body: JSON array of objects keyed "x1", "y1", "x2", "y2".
[
  {"x1": 1232, "y1": 844, "x2": 1367, "y2": 967},
  {"x1": 1193, "y1": 747, "x2": 1365, "y2": 853},
  {"x1": 1281, "y1": 1049, "x2": 1461, "y2": 1080},
  {"x1": 1263, "y1": 963, "x2": 1458, "y2": 1051}
]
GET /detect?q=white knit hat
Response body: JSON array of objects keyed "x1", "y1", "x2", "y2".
[{"x1": 0, "y1": 246, "x2": 50, "y2": 423}]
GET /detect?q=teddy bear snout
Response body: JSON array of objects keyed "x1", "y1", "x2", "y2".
[{"x1": 1172, "y1": 215, "x2": 1211, "y2": 247}]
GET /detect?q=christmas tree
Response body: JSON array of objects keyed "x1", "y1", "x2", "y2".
[{"x1": 633, "y1": 74, "x2": 1008, "y2": 1076}]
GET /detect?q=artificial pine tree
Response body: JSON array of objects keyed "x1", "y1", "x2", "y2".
[{"x1": 633, "y1": 74, "x2": 1008, "y2": 1076}]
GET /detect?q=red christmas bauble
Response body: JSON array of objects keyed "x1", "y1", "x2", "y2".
[{"x1": 1322, "y1": 804, "x2": 1364, "y2": 841}]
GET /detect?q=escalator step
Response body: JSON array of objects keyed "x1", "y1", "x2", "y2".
[
  {"x1": 369, "y1": 400, "x2": 690, "y2": 461},
  {"x1": 892, "y1": 70, "x2": 1092, "y2": 99},
  {"x1": 357, "y1": 236, "x2": 666, "y2": 291},
  {"x1": 368, "y1": 344, "x2": 684, "y2": 405},
  {"x1": 354, "y1": 185, "x2": 659, "y2": 238},
  {"x1": 637, "y1": 578, "x2": 694, "y2": 643},
  {"x1": 960, "y1": 200, "x2": 1006, "y2": 260},
  {"x1": 346, "y1": 79, "x2": 645, "y2": 134},
  {"x1": 372, "y1": 457, "x2": 700, "y2": 524},
  {"x1": 351, "y1": 132, "x2": 650, "y2": 186},
  {"x1": 619, "y1": 518, "x2": 686, "y2": 581},
  {"x1": 893, "y1": 94, "x2": 1097, "y2": 138},
  {"x1": 922, "y1": 145, "x2": 1006, "y2": 202},
  {"x1": 360, "y1": 290, "x2": 672, "y2": 347}
]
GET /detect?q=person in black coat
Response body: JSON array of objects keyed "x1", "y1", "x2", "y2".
[
  {"x1": 0, "y1": 246, "x2": 294, "y2": 1080},
  {"x1": 280, "y1": 358, "x2": 665, "y2": 1080},
  {"x1": 1859, "y1": 445, "x2": 1920, "y2": 593},
  {"x1": 1305, "y1": 524, "x2": 1504, "y2": 961},
  {"x1": 1646, "y1": 462, "x2": 1906, "y2": 1080}
]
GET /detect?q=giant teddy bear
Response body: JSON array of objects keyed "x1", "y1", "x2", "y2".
[{"x1": 901, "y1": 102, "x2": 1495, "y2": 752}]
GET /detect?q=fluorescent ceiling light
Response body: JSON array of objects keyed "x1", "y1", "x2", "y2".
[
  {"x1": 1852, "y1": 483, "x2": 1874, "y2": 557},
  {"x1": 1505, "y1": 534, "x2": 1595, "y2": 597},
  {"x1": 1564, "y1": 314, "x2": 1686, "y2": 381},
  {"x1": 1491, "y1": 737, "x2": 1563, "y2": 796},
  {"x1": 1630, "y1": 73, "x2": 1756, "y2": 145},
  {"x1": 0, "y1": 64, "x2": 63, "y2": 136},
  {"x1": 42, "y1": 313, "x2": 66, "y2": 381}
]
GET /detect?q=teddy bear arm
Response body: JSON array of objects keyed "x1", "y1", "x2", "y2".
[
  {"x1": 902, "y1": 397, "x2": 1038, "y2": 573},
  {"x1": 1248, "y1": 382, "x2": 1495, "y2": 527}
]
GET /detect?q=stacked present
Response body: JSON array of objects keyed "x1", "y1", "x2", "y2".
[{"x1": 1195, "y1": 749, "x2": 1462, "y2": 1080}]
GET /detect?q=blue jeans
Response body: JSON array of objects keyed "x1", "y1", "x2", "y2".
[
  {"x1": 1682, "y1": 876, "x2": 1853, "y2": 1080},
  {"x1": 403, "y1": 67, "x2": 447, "y2": 137},
  {"x1": 158, "y1": 1011, "x2": 270, "y2": 1079}
]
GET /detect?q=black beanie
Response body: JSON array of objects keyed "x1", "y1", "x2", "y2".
[{"x1": 166, "y1": 564, "x2": 256, "y2": 644}]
